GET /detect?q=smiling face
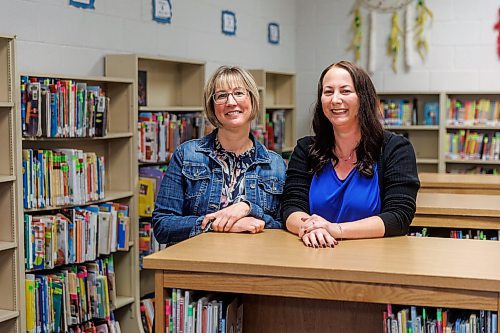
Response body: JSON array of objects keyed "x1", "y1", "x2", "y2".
[
  {"x1": 214, "y1": 81, "x2": 253, "y2": 129},
  {"x1": 320, "y1": 66, "x2": 360, "y2": 131}
]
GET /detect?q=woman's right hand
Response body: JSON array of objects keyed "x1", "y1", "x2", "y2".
[
  {"x1": 201, "y1": 201, "x2": 251, "y2": 232},
  {"x1": 301, "y1": 228, "x2": 338, "y2": 248},
  {"x1": 229, "y1": 217, "x2": 265, "y2": 234},
  {"x1": 299, "y1": 214, "x2": 331, "y2": 237}
]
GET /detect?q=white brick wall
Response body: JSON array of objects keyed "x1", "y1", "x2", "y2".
[{"x1": 0, "y1": 0, "x2": 296, "y2": 77}]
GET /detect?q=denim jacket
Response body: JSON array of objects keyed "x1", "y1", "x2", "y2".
[{"x1": 152, "y1": 130, "x2": 286, "y2": 245}]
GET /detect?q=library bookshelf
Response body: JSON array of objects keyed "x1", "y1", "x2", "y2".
[
  {"x1": 379, "y1": 92, "x2": 499, "y2": 174},
  {"x1": 0, "y1": 34, "x2": 22, "y2": 333},
  {"x1": 249, "y1": 69, "x2": 296, "y2": 155},
  {"x1": 104, "y1": 54, "x2": 206, "y2": 298},
  {"x1": 19, "y1": 73, "x2": 141, "y2": 333}
]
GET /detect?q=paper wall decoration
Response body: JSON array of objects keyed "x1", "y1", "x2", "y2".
[{"x1": 222, "y1": 10, "x2": 237, "y2": 36}]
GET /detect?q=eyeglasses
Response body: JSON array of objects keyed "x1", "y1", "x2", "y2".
[{"x1": 212, "y1": 89, "x2": 248, "y2": 105}]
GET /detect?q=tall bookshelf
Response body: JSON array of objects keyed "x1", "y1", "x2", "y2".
[
  {"x1": 105, "y1": 54, "x2": 206, "y2": 297},
  {"x1": 249, "y1": 69, "x2": 296, "y2": 155},
  {"x1": 0, "y1": 35, "x2": 22, "y2": 333},
  {"x1": 20, "y1": 73, "x2": 141, "y2": 333},
  {"x1": 379, "y1": 92, "x2": 500, "y2": 174}
]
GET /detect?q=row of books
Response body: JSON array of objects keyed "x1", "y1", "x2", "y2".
[
  {"x1": 258, "y1": 110, "x2": 287, "y2": 153},
  {"x1": 21, "y1": 76, "x2": 109, "y2": 138},
  {"x1": 447, "y1": 98, "x2": 500, "y2": 126},
  {"x1": 139, "y1": 297, "x2": 155, "y2": 333},
  {"x1": 138, "y1": 166, "x2": 165, "y2": 217},
  {"x1": 139, "y1": 219, "x2": 164, "y2": 269},
  {"x1": 25, "y1": 202, "x2": 130, "y2": 271},
  {"x1": 138, "y1": 112, "x2": 214, "y2": 163},
  {"x1": 59, "y1": 320, "x2": 120, "y2": 333},
  {"x1": 410, "y1": 228, "x2": 500, "y2": 241},
  {"x1": 384, "y1": 305, "x2": 497, "y2": 333},
  {"x1": 23, "y1": 148, "x2": 105, "y2": 209},
  {"x1": 25, "y1": 256, "x2": 118, "y2": 333},
  {"x1": 380, "y1": 99, "x2": 440, "y2": 126},
  {"x1": 164, "y1": 289, "x2": 242, "y2": 333},
  {"x1": 445, "y1": 131, "x2": 500, "y2": 161},
  {"x1": 380, "y1": 99, "x2": 417, "y2": 126}
]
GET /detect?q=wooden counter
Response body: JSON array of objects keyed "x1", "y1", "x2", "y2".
[
  {"x1": 419, "y1": 172, "x2": 500, "y2": 195},
  {"x1": 414, "y1": 192, "x2": 500, "y2": 229},
  {"x1": 144, "y1": 230, "x2": 500, "y2": 332}
]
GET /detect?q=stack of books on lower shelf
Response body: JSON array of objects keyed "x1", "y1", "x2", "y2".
[
  {"x1": 384, "y1": 304, "x2": 498, "y2": 333},
  {"x1": 141, "y1": 289, "x2": 243, "y2": 333}
]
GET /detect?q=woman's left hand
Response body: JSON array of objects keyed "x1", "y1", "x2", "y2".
[
  {"x1": 298, "y1": 214, "x2": 331, "y2": 237},
  {"x1": 202, "y1": 201, "x2": 251, "y2": 232},
  {"x1": 301, "y1": 228, "x2": 338, "y2": 248}
]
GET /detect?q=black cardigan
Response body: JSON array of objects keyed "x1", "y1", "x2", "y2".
[{"x1": 281, "y1": 131, "x2": 420, "y2": 236}]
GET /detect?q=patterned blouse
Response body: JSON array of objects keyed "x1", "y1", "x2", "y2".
[{"x1": 214, "y1": 138, "x2": 255, "y2": 209}]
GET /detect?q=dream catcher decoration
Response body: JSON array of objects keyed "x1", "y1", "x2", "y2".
[{"x1": 348, "y1": 0, "x2": 433, "y2": 73}]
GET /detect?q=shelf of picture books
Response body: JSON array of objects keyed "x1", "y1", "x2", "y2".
[
  {"x1": 383, "y1": 304, "x2": 498, "y2": 333},
  {"x1": 136, "y1": 111, "x2": 216, "y2": 296},
  {"x1": 20, "y1": 73, "x2": 143, "y2": 333},
  {"x1": 248, "y1": 69, "x2": 296, "y2": 158},
  {"x1": 140, "y1": 288, "x2": 243, "y2": 333},
  {"x1": 443, "y1": 93, "x2": 500, "y2": 174},
  {"x1": 0, "y1": 34, "x2": 23, "y2": 333},
  {"x1": 379, "y1": 93, "x2": 441, "y2": 173}
]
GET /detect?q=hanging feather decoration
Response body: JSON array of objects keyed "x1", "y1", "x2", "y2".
[
  {"x1": 368, "y1": 10, "x2": 376, "y2": 73},
  {"x1": 404, "y1": 4, "x2": 414, "y2": 69},
  {"x1": 348, "y1": 6, "x2": 363, "y2": 63},
  {"x1": 415, "y1": 0, "x2": 433, "y2": 61},
  {"x1": 387, "y1": 11, "x2": 402, "y2": 73}
]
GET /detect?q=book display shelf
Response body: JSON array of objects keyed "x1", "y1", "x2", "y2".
[
  {"x1": 380, "y1": 92, "x2": 500, "y2": 174},
  {"x1": 443, "y1": 92, "x2": 499, "y2": 174},
  {"x1": 379, "y1": 92, "x2": 441, "y2": 173},
  {"x1": 20, "y1": 72, "x2": 141, "y2": 333},
  {"x1": 0, "y1": 34, "x2": 22, "y2": 333},
  {"x1": 249, "y1": 69, "x2": 296, "y2": 156},
  {"x1": 105, "y1": 54, "x2": 206, "y2": 298}
]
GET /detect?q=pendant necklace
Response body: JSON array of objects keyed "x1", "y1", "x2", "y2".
[{"x1": 336, "y1": 148, "x2": 356, "y2": 163}]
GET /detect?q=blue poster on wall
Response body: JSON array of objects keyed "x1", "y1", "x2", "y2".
[
  {"x1": 153, "y1": 0, "x2": 172, "y2": 23},
  {"x1": 221, "y1": 10, "x2": 237, "y2": 36},
  {"x1": 268, "y1": 22, "x2": 279, "y2": 45},
  {"x1": 69, "y1": 0, "x2": 95, "y2": 9}
]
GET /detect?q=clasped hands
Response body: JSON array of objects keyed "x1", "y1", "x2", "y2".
[
  {"x1": 201, "y1": 201, "x2": 265, "y2": 234},
  {"x1": 299, "y1": 214, "x2": 339, "y2": 248}
]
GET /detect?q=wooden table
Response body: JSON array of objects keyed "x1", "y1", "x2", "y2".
[
  {"x1": 415, "y1": 192, "x2": 500, "y2": 229},
  {"x1": 143, "y1": 230, "x2": 500, "y2": 332},
  {"x1": 419, "y1": 172, "x2": 500, "y2": 195}
]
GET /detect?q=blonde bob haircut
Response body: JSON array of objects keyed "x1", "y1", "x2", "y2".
[{"x1": 203, "y1": 65, "x2": 260, "y2": 128}]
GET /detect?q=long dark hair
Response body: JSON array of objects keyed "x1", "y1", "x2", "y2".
[{"x1": 309, "y1": 61, "x2": 384, "y2": 177}]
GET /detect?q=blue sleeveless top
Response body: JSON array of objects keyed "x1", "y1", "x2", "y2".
[{"x1": 309, "y1": 162, "x2": 381, "y2": 223}]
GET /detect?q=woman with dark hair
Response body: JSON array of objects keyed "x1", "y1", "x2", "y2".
[{"x1": 282, "y1": 60, "x2": 420, "y2": 248}]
